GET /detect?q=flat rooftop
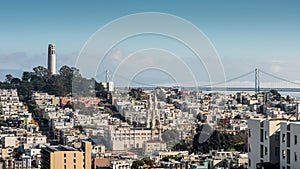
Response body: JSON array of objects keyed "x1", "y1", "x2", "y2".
[{"x1": 43, "y1": 145, "x2": 78, "y2": 152}]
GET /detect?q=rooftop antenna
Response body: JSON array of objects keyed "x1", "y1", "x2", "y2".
[{"x1": 106, "y1": 70, "x2": 110, "y2": 82}]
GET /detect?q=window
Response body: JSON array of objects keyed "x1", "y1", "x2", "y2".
[
  {"x1": 248, "y1": 129, "x2": 251, "y2": 138},
  {"x1": 74, "y1": 153, "x2": 76, "y2": 157},
  {"x1": 260, "y1": 122, "x2": 264, "y2": 127},
  {"x1": 287, "y1": 133, "x2": 291, "y2": 147},
  {"x1": 248, "y1": 144, "x2": 251, "y2": 152},
  {"x1": 265, "y1": 131, "x2": 267, "y2": 140},
  {"x1": 287, "y1": 149, "x2": 290, "y2": 164},
  {"x1": 260, "y1": 145, "x2": 264, "y2": 158},
  {"x1": 64, "y1": 154, "x2": 66, "y2": 158},
  {"x1": 275, "y1": 134, "x2": 280, "y2": 141},
  {"x1": 265, "y1": 147, "x2": 268, "y2": 155},
  {"x1": 64, "y1": 159, "x2": 66, "y2": 163},
  {"x1": 295, "y1": 135, "x2": 297, "y2": 145},
  {"x1": 282, "y1": 150, "x2": 286, "y2": 159},
  {"x1": 74, "y1": 159, "x2": 76, "y2": 163},
  {"x1": 260, "y1": 129, "x2": 264, "y2": 142},
  {"x1": 282, "y1": 134, "x2": 286, "y2": 142},
  {"x1": 248, "y1": 158, "x2": 251, "y2": 167},
  {"x1": 295, "y1": 152, "x2": 298, "y2": 161},
  {"x1": 275, "y1": 147, "x2": 280, "y2": 157}
]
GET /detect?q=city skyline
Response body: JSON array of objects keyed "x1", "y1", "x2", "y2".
[
  {"x1": 1, "y1": 2, "x2": 300, "y2": 168},
  {"x1": 1, "y1": 1, "x2": 300, "y2": 86}
]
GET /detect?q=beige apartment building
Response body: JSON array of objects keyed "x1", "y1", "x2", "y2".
[{"x1": 41, "y1": 141, "x2": 91, "y2": 169}]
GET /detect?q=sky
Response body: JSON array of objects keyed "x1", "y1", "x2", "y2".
[{"x1": 1, "y1": 1, "x2": 300, "y2": 87}]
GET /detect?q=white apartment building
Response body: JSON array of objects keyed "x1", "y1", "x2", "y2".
[
  {"x1": 114, "y1": 101, "x2": 132, "y2": 115},
  {"x1": 0, "y1": 89, "x2": 27, "y2": 115},
  {"x1": 158, "y1": 151, "x2": 189, "y2": 160},
  {"x1": 280, "y1": 121, "x2": 300, "y2": 169},
  {"x1": 142, "y1": 140, "x2": 167, "y2": 155},
  {"x1": 14, "y1": 154, "x2": 31, "y2": 169},
  {"x1": 92, "y1": 145, "x2": 105, "y2": 154},
  {"x1": 108, "y1": 125, "x2": 159, "y2": 151},
  {"x1": 1, "y1": 136, "x2": 18, "y2": 148},
  {"x1": 21, "y1": 135, "x2": 47, "y2": 150},
  {"x1": 248, "y1": 118, "x2": 285, "y2": 169},
  {"x1": 122, "y1": 109, "x2": 147, "y2": 124},
  {"x1": 111, "y1": 159, "x2": 132, "y2": 169},
  {"x1": 31, "y1": 92, "x2": 60, "y2": 107}
]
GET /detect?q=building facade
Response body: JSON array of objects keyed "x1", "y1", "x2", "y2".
[
  {"x1": 41, "y1": 141, "x2": 91, "y2": 169},
  {"x1": 248, "y1": 118, "x2": 284, "y2": 169},
  {"x1": 108, "y1": 125, "x2": 159, "y2": 151},
  {"x1": 280, "y1": 121, "x2": 300, "y2": 169}
]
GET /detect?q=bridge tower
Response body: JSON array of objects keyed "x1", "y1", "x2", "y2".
[{"x1": 255, "y1": 68, "x2": 260, "y2": 93}]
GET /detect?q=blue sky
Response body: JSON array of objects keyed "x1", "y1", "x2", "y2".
[{"x1": 1, "y1": 1, "x2": 300, "y2": 86}]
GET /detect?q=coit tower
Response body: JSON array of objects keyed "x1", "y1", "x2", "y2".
[{"x1": 48, "y1": 44, "x2": 56, "y2": 75}]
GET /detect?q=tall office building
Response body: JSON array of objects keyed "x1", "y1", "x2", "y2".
[{"x1": 48, "y1": 44, "x2": 56, "y2": 75}]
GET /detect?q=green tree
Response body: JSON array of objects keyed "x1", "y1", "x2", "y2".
[
  {"x1": 131, "y1": 160, "x2": 144, "y2": 169},
  {"x1": 33, "y1": 66, "x2": 51, "y2": 78},
  {"x1": 193, "y1": 130, "x2": 233, "y2": 153},
  {"x1": 21, "y1": 72, "x2": 32, "y2": 82},
  {"x1": 5, "y1": 74, "x2": 13, "y2": 83}
]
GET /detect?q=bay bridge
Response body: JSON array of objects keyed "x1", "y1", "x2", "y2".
[
  {"x1": 197, "y1": 68, "x2": 300, "y2": 93},
  {"x1": 108, "y1": 68, "x2": 300, "y2": 93}
]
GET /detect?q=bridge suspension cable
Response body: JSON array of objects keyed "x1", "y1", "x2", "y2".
[
  {"x1": 98, "y1": 69, "x2": 300, "y2": 91},
  {"x1": 200, "y1": 70, "x2": 255, "y2": 87},
  {"x1": 104, "y1": 70, "x2": 256, "y2": 88},
  {"x1": 259, "y1": 69, "x2": 300, "y2": 86}
]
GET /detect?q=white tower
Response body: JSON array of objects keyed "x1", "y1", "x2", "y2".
[
  {"x1": 48, "y1": 44, "x2": 56, "y2": 75},
  {"x1": 105, "y1": 70, "x2": 114, "y2": 92},
  {"x1": 106, "y1": 70, "x2": 110, "y2": 82}
]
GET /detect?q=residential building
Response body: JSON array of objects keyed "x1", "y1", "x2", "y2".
[
  {"x1": 280, "y1": 121, "x2": 300, "y2": 169},
  {"x1": 248, "y1": 118, "x2": 285, "y2": 169},
  {"x1": 108, "y1": 125, "x2": 159, "y2": 151},
  {"x1": 1, "y1": 136, "x2": 18, "y2": 148},
  {"x1": 142, "y1": 140, "x2": 167, "y2": 155},
  {"x1": 41, "y1": 141, "x2": 91, "y2": 169}
]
